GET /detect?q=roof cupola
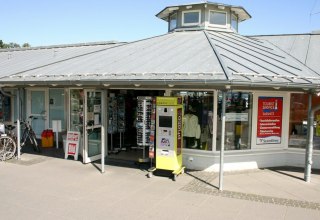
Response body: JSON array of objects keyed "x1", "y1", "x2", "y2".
[{"x1": 156, "y1": 1, "x2": 251, "y2": 33}]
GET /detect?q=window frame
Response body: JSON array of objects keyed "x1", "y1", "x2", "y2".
[
  {"x1": 209, "y1": 10, "x2": 227, "y2": 27},
  {"x1": 182, "y1": 10, "x2": 201, "y2": 26}
]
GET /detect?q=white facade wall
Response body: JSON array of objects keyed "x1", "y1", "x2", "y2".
[{"x1": 183, "y1": 149, "x2": 320, "y2": 171}]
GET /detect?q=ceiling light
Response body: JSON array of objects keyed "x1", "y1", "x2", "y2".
[
  {"x1": 134, "y1": 84, "x2": 141, "y2": 87},
  {"x1": 168, "y1": 84, "x2": 175, "y2": 88},
  {"x1": 103, "y1": 84, "x2": 110, "y2": 87},
  {"x1": 273, "y1": 87, "x2": 280, "y2": 90},
  {"x1": 75, "y1": 84, "x2": 82, "y2": 87}
]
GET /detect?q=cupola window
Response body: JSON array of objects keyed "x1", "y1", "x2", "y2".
[
  {"x1": 169, "y1": 13, "x2": 177, "y2": 31},
  {"x1": 182, "y1": 10, "x2": 201, "y2": 26},
  {"x1": 209, "y1": 11, "x2": 227, "y2": 26},
  {"x1": 231, "y1": 14, "x2": 238, "y2": 31}
]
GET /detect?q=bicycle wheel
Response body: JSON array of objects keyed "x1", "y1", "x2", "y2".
[
  {"x1": 30, "y1": 132, "x2": 41, "y2": 153},
  {"x1": 0, "y1": 136, "x2": 16, "y2": 161}
]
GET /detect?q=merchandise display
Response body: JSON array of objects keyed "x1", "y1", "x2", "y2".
[{"x1": 136, "y1": 96, "x2": 153, "y2": 162}]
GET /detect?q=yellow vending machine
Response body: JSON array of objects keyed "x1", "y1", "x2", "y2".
[{"x1": 147, "y1": 97, "x2": 185, "y2": 181}]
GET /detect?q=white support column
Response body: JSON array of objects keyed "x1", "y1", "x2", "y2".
[
  {"x1": 101, "y1": 90, "x2": 107, "y2": 174},
  {"x1": 16, "y1": 89, "x2": 21, "y2": 160},
  {"x1": 219, "y1": 91, "x2": 226, "y2": 191}
]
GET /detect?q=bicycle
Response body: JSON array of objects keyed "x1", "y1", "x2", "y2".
[
  {"x1": 0, "y1": 116, "x2": 41, "y2": 161},
  {"x1": 17, "y1": 116, "x2": 41, "y2": 153}
]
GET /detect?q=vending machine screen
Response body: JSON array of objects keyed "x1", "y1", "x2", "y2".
[{"x1": 159, "y1": 116, "x2": 172, "y2": 128}]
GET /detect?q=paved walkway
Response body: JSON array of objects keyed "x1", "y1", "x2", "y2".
[{"x1": 1, "y1": 153, "x2": 320, "y2": 220}]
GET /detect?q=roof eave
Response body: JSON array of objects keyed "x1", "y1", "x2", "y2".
[{"x1": 156, "y1": 2, "x2": 251, "y2": 22}]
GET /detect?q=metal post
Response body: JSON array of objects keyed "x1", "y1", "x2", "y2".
[
  {"x1": 16, "y1": 89, "x2": 21, "y2": 160},
  {"x1": 304, "y1": 94, "x2": 320, "y2": 182},
  {"x1": 219, "y1": 91, "x2": 226, "y2": 191},
  {"x1": 101, "y1": 90, "x2": 107, "y2": 173},
  {"x1": 101, "y1": 124, "x2": 105, "y2": 173},
  {"x1": 304, "y1": 93, "x2": 312, "y2": 180}
]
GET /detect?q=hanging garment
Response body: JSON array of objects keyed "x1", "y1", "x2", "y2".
[{"x1": 183, "y1": 114, "x2": 199, "y2": 137}]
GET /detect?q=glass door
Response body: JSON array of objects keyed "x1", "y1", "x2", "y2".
[
  {"x1": 83, "y1": 90, "x2": 103, "y2": 163},
  {"x1": 27, "y1": 89, "x2": 48, "y2": 137}
]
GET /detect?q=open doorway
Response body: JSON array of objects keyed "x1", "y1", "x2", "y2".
[{"x1": 106, "y1": 89, "x2": 165, "y2": 165}]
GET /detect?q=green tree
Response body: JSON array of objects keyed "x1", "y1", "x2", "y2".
[
  {"x1": 8, "y1": 42, "x2": 21, "y2": 48},
  {"x1": 0, "y1": 40, "x2": 30, "y2": 49},
  {"x1": 22, "y1": 43, "x2": 30, "y2": 48}
]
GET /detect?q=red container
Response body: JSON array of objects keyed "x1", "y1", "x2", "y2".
[{"x1": 41, "y1": 129, "x2": 54, "y2": 147}]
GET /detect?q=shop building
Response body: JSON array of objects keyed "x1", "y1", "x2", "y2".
[{"x1": 1, "y1": 2, "x2": 320, "y2": 172}]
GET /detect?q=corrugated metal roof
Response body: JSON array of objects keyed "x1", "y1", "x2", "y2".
[
  {"x1": 1, "y1": 30, "x2": 320, "y2": 89},
  {"x1": 0, "y1": 31, "x2": 225, "y2": 84},
  {"x1": 207, "y1": 31, "x2": 320, "y2": 86},
  {"x1": 0, "y1": 41, "x2": 121, "y2": 78},
  {"x1": 252, "y1": 33, "x2": 320, "y2": 77}
]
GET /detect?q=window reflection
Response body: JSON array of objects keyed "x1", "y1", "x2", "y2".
[
  {"x1": 289, "y1": 93, "x2": 320, "y2": 149},
  {"x1": 172, "y1": 91, "x2": 214, "y2": 151},
  {"x1": 217, "y1": 91, "x2": 252, "y2": 151}
]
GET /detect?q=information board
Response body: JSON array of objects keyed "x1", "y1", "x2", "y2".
[{"x1": 257, "y1": 97, "x2": 283, "y2": 145}]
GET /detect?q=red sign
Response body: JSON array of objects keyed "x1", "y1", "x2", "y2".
[
  {"x1": 68, "y1": 143, "x2": 77, "y2": 155},
  {"x1": 257, "y1": 97, "x2": 283, "y2": 145}
]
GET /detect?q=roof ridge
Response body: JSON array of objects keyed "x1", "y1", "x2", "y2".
[{"x1": 203, "y1": 30, "x2": 232, "y2": 80}]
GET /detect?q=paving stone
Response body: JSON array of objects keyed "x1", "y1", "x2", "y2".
[{"x1": 180, "y1": 170, "x2": 320, "y2": 211}]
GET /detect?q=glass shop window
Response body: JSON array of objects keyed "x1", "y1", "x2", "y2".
[
  {"x1": 172, "y1": 91, "x2": 214, "y2": 151},
  {"x1": 217, "y1": 91, "x2": 253, "y2": 151},
  {"x1": 289, "y1": 93, "x2": 320, "y2": 150},
  {"x1": 0, "y1": 93, "x2": 12, "y2": 122}
]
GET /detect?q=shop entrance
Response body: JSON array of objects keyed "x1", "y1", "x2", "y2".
[
  {"x1": 69, "y1": 89, "x2": 105, "y2": 163},
  {"x1": 107, "y1": 90, "x2": 164, "y2": 163}
]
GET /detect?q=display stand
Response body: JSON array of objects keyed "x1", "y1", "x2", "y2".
[
  {"x1": 64, "y1": 131, "x2": 81, "y2": 161},
  {"x1": 148, "y1": 97, "x2": 156, "y2": 168},
  {"x1": 107, "y1": 94, "x2": 118, "y2": 154},
  {"x1": 107, "y1": 94, "x2": 126, "y2": 154},
  {"x1": 115, "y1": 95, "x2": 126, "y2": 152},
  {"x1": 136, "y1": 96, "x2": 152, "y2": 163}
]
